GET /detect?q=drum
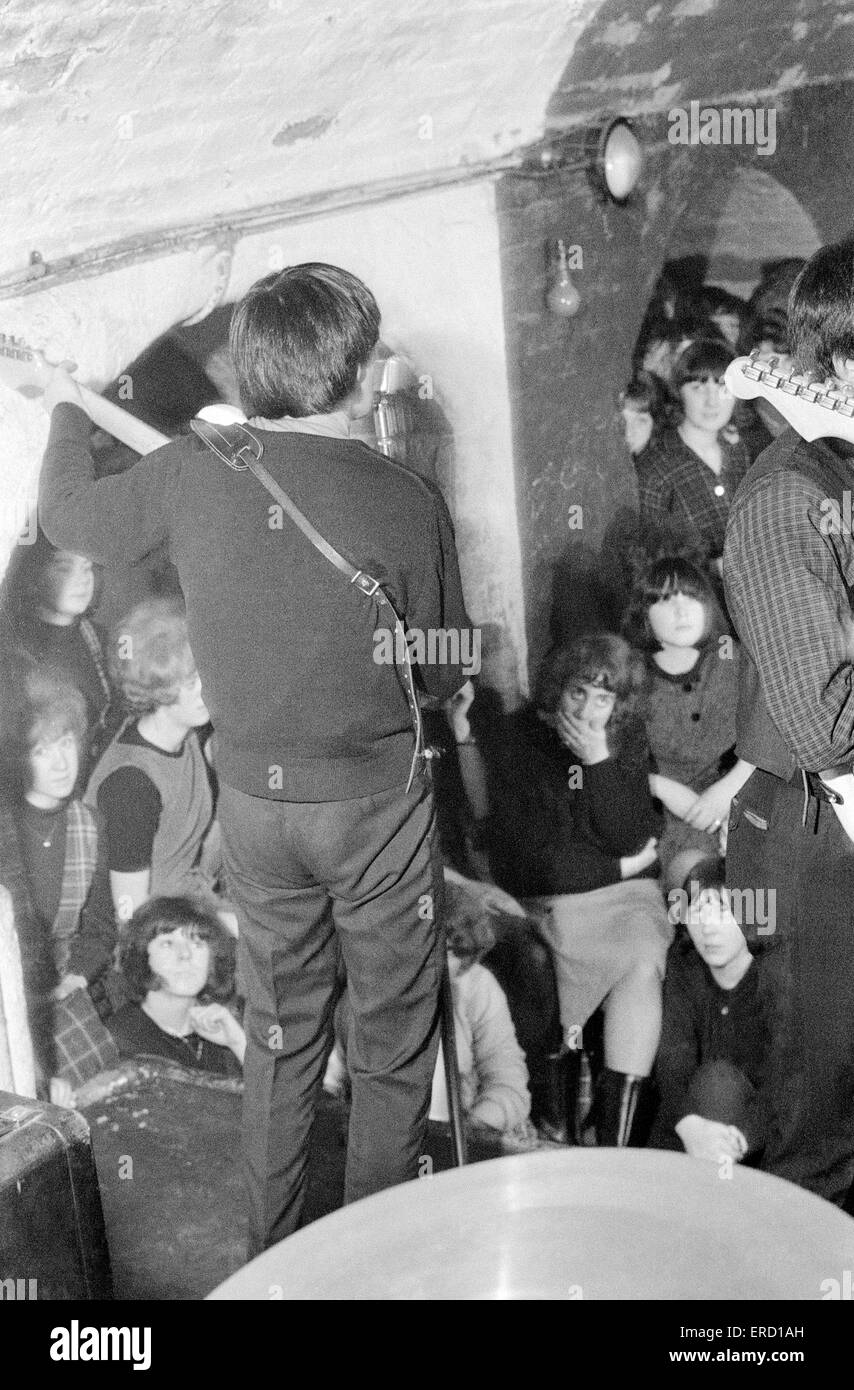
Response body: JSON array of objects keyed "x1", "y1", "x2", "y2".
[{"x1": 208, "y1": 1148, "x2": 854, "y2": 1301}]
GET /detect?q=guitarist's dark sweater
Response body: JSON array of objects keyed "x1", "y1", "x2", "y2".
[{"x1": 40, "y1": 404, "x2": 472, "y2": 802}]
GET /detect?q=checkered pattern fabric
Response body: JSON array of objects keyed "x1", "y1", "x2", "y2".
[
  {"x1": 52, "y1": 986, "x2": 120, "y2": 1088},
  {"x1": 636, "y1": 427, "x2": 751, "y2": 559},
  {"x1": 51, "y1": 800, "x2": 98, "y2": 976},
  {"x1": 724, "y1": 430, "x2": 854, "y2": 772}
]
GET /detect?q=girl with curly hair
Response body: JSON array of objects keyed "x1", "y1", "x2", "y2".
[
  {"x1": 460, "y1": 632, "x2": 672, "y2": 1145},
  {"x1": 84, "y1": 598, "x2": 236, "y2": 934},
  {"x1": 108, "y1": 896, "x2": 244, "y2": 1075}
]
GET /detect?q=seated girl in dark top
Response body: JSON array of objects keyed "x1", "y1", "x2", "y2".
[
  {"x1": 0, "y1": 528, "x2": 115, "y2": 779},
  {"x1": 85, "y1": 597, "x2": 236, "y2": 934},
  {"x1": 0, "y1": 668, "x2": 116, "y2": 1085},
  {"x1": 622, "y1": 555, "x2": 754, "y2": 884},
  {"x1": 460, "y1": 634, "x2": 672, "y2": 1146},
  {"x1": 109, "y1": 896, "x2": 244, "y2": 1076},
  {"x1": 650, "y1": 856, "x2": 780, "y2": 1163}
]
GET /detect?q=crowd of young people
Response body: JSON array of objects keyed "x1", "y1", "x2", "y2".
[{"x1": 1, "y1": 245, "x2": 851, "y2": 1245}]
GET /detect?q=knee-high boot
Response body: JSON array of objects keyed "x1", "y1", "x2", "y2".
[
  {"x1": 531, "y1": 1047, "x2": 583, "y2": 1144},
  {"x1": 563, "y1": 1044, "x2": 584, "y2": 1145},
  {"x1": 531, "y1": 1048, "x2": 570, "y2": 1143},
  {"x1": 594, "y1": 1068, "x2": 652, "y2": 1147}
]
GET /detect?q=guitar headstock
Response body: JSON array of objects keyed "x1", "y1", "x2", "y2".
[
  {"x1": 0, "y1": 333, "x2": 51, "y2": 398},
  {"x1": 724, "y1": 351, "x2": 854, "y2": 446}
]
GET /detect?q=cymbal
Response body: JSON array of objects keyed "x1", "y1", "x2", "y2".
[{"x1": 208, "y1": 1148, "x2": 854, "y2": 1300}]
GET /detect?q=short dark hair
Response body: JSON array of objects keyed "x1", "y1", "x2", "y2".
[
  {"x1": 661, "y1": 337, "x2": 735, "y2": 426},
  {"x1": 229, "y1": 262, "x2": 381, "y2": 417},
  {"x1": 0, "y1": 668, "x2": 88, "y2": 799},
  {"x1": 670, "y1": 337, "x2": 735, "y2": 392},
  {"x1": 117, "y1": 896, "x2": 235, "y2": 1003},
  {"x1": 535, "y1": 632, "x2": 647, "y2": 758},
  {"x1": 788, "y1": 237, "x2": 854, "y2": 378},
  {"x1": 674, "y1": 856, "x2": 771, "y2": 953},
  {"x1": 622, "y1": 555, "x2": 726, "y2": 653},
  {"x1": 672, "y1": 855, "x2": 726, "y2": 937}
]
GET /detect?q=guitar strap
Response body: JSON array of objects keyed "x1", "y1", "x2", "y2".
[{"x1": 189, "y1": 418, "x2": 425, "y2": 793}]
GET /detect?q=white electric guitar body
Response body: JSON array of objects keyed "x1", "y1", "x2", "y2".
[{"x1": 725, "y1": 351, "x2": 854, "y2": 446}]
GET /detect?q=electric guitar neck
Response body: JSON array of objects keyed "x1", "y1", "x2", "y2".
[
  {"x1": 0, "y1": 334, "x2": 170, "y2": 456},
  {"x1": 725, "y1": 351, "x2": 854, "y2": 446}
]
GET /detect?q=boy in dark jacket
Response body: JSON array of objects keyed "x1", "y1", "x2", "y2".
[
  {"x1": 651, "y1": 856, "x2": 780, "y2": 1162},
  {"x1": 39, "y1": 263, "x2": 472, "y2": 1254}
]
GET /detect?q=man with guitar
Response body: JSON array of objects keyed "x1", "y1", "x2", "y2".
[
  {"x1": 723, "y1": 235, "x2": 854, "y2": 1208},
  {"x1": 37, "y1": 262, "x2": 473, "y2": 1255}
]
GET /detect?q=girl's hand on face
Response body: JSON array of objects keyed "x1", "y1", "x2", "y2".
[
  {"x1": 554, "y1": 708, "x2": 610, "y2": 765},
  {"x1": 188, "y1": 1002, "x2": 241, "y2": 1049}
]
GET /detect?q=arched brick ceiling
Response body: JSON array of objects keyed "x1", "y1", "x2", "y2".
[
  {"x1": 0, "y1": 0, "x2": 602, "y2": 277},
  {"x1": 548, "y1": 0, "x2": 854, "y2": 124}
]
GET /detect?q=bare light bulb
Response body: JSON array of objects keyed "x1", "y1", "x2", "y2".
[{"x1": 547, "y1": 239, "x2": 581, "y2": 318}]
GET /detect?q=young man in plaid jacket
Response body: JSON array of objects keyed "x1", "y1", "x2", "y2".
[{"x1": 723, "y1": 234, "x2": 854, "y2": 1208}]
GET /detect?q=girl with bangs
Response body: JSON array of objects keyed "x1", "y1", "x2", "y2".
[
  {"x1": 465, "y1": 632, "x2": 672, "y2": 1146},
  {"x1": 85, "y1": 598, "x2": 236, "y2": 934},
  {"x1": 108, "y1": 896, "x2": 244, "y2": 1076},
  {"x1": 634, "y1": 338, "x2": 751, "y2": 571},
  {"x1": 622, "y1": 555, "x2": 754, "y2": 881}
]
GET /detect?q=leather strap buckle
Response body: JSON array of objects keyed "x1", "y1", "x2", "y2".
[
  {"x1": 190, "y1": 419, "x2": 263, "y2": 471},
  {"x1": 351, "y1": 571, "x2": 381, "y2": 598}
]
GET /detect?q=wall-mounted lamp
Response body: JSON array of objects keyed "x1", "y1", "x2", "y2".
[
  {"x1": 587, "y1": 118, "x2": 644, "y2": 203},
  {"x1": 546, "y1": 239, "x2": 581, "y2": 318},
  {"x1": 523, "y1": 116, "x2": 644, "y2": 205}
]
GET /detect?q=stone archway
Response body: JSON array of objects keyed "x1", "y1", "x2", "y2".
[{"x1": 660, "y1": 165, "x2": 821, "y2": 300}]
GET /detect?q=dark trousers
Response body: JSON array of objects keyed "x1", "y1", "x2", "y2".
[
  {"x1": 218, "y1": 768, "x2": 444, "y2": 1256},
  {"x1": 727, "y1": 770, "x2": 854, "y2": 1205}
]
